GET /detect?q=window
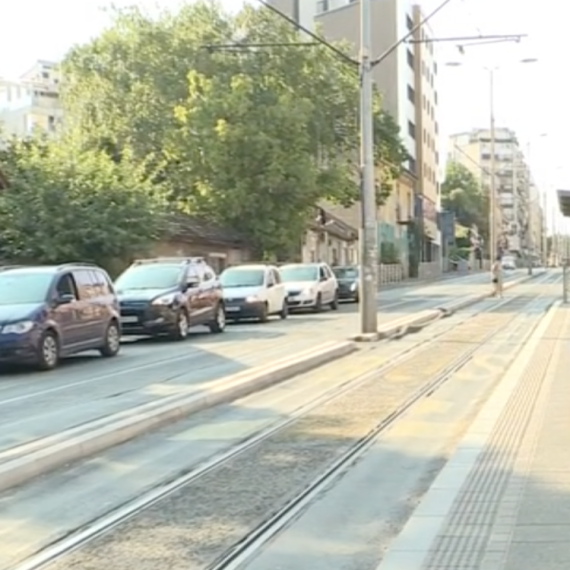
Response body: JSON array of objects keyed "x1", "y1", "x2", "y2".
[
  {"x1": 56, "y1": 274, "x2": 78, "y2": 299},
  {"x1": 407, "y1": 49, "x2": 414, "y2": 69},
  {"x1": 73, "y1": 269, "x2": 97, "y2": 299},
  {"x1": 409, "y1": 157, "x2": 417, "y2": 173},
  {"x1": 406, "y1": 14, "x2": 414, "y2": 31},
  {"x1": 316, "y1": 0, "x2": 329, "y2": 13},
  {"x1": 434, "y1": 91, "x2": 438, "y2": 105},
  {"x1": 0, "y1": 272, "x2": 53, "y2": 305},
  {"x1": 186, "y1": 266, "x2": 200, "y2": 285},
  {"x1": 407, "y1": 85, "x2": 415, "y2": 103},
  {"x1": 91, "y1": 270, "x2": 113, "y2": 296},
  {"x1": 271, "y1": 269, "x2": 281, "y2": 284},
  {"x1": 408, "y1": 120, "x2": 416, "y2": 139},
  {"x1": 434, "y1": 62, "x2": 438, "y2": 75}
]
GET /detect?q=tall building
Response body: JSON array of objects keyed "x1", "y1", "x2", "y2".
[
  {"x1": 448, "y1": 128, "x2": 543, "y2": 260},
  {"x1": 0, "y1": 60, "x2": 62, "y2": 140},
  {"x1": 268, "y1": 0, "x2": 443, "y2": 267}
]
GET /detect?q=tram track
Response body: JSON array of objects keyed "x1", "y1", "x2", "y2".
[{"x1": 7, "y1": 273, "x2": 558, "y2": 570}]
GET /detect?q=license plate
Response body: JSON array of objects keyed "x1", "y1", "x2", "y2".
[
  {"x1": 121, "y1": 316, "x2": 139, "y2": 324},
  {"x1": 225, "y1": 306, "x2": 240, "y2": 312},
  {"x1": 287, "y1": 296, "x2": 297, "y2": 301}
]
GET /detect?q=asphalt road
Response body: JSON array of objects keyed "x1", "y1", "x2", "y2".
[
  {"x1": 0, "y1": 271, "x2": 521, "y2": 461},
  {"x1": 0, "y1": 274, "x2": 553, "y2": 570}
]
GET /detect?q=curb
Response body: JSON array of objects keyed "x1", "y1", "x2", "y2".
[
  {"x1": 359, "y1": 270, "x2": 546, "y2": 342},
  {"x1": 0, "y1": 340, "x2": 356, "y2": 493}
]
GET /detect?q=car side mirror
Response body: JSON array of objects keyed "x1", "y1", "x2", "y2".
[
  {"x1": 320, "y1": 275, "x2": 327, "y2": 282},
  {"x1": 267, "y1": 281, "x2": 274, "y2": 288},
  {"x1": 56, "y1": 293, "x2": 75, "y2": 306},
  {"x1": 185, "y1": 278, "x2": 200, "y2": 290}
]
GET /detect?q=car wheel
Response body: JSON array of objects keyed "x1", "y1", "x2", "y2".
[
  {"x1": 100, "y1": 321, "x2": 121, "y2": 357},
  {"x1": 209, "y1": 304, "x2": 226, "y2": 333},
  {"x1": 36, "y1": 330, "x2": 60, "y2": 371},
  {"x1": 170, "y1": 310, "x2": 190, "y2": 341},
  {"x1": 313, "y1": 293, "x2": 323, "y2": 312},
  {"x1": 259, "y1": 303, "x2": 269, "y2": 323},
  {"x1": 279, "y1": 301, "x2": 288, "y2": 319},
  {"x1": 330, "y1": 292, "x2": 339, "y2": 311}
]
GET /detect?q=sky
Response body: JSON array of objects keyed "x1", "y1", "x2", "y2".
[{"x1": 0, "y1": 0, "x2": 566, "y2": 228}]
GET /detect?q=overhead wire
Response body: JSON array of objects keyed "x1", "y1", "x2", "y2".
[{"x1": 254, "y1": 0, "x2": 358, "y2": 66}]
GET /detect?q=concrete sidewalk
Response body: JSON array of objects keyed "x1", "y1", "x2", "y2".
[{"x1": 376, "y1": 300, "x2": 570, "y2": 570}]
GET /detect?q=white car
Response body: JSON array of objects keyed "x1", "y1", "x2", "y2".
[
  {"x1": 279, "y1": 262, "x2": 339, "y2": 311},
  {"x1": 219, "y1": 264, "x2": 288, "y2": 322},
  {"x1": 501, "y1": 256, "x2": 516, "y2": 270}
]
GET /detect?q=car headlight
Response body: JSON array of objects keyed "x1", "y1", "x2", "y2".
[
  {"x1": 2, "y1": 321, "x2": 35, "y2": 334},
  {"x1": 152, "y1": 293, "x2": 177, "y2": 306},
  {"x1": 245, "y1": 295, "x2": 260, "y2": 303},
  {"x1": 302, "y1": 287, "x2": 315, "y2": 296},
  {"x1": 350, "y1": 282, "x2": 357, "y2": 291}
]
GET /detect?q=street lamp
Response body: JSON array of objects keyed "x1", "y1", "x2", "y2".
[{"x1": 445, "y1": 58, "x2": 538, "y2": 263}]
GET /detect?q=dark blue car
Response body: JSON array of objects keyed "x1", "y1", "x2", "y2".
[
  {"x1": 115, "y1": 257, "x2": 226, "y2": 340},
  {"x1": 0, "y1": 263, "x2": 121, "y2": 370}
]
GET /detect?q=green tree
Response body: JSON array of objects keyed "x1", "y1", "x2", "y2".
[
  {"x1": 441, "y1": 161, "x2": 488, "y2": 241},
  {"x1": 0, "y1": 137, "x2": 165, "y2": 269},
  {"x1": 60, "y1": 1, "x2": 408, "y2": 257}
]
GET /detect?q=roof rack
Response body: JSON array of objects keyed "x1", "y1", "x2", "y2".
[
  {"x1": 132, "y1": 257, "x2": 205, "y2": 265},
  {"x1": 57, "y1": 262, "x2": 98, "y2": 269},
  {"x1": 0, "y1": 265, "x2": 26, "y2": 272}
]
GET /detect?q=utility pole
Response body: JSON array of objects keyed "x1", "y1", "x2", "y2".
[
  {"x1": 489, "y1": 68, "x2": 497, "y2": 262},
  {"x1": 540, "y1": 192, "x2": 548, "y2": 268},
  {"x1": 359, "y1": 0, "x2": 378, "y2": 335}
]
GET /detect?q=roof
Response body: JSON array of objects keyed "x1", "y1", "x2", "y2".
[
  {"x1": 225, "y1": 264, "x2": 268, "y2": 271},
  {"x1": 309, "y1": 209, "x2": 358, "y2": 242},
  {"x1": 164, "y1": 213, "x2": 247, "y2": 247},
  {"x1": 558, "y1": 190, "x2": 570, "y2": 217}
]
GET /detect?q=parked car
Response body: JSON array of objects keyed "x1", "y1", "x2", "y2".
[
  {"x1": 220, "y1": 264, "x2": 288, "y2": 322},
  {"x1": 0, "y1": 263, "x2": 121, "y2": 370},
  {"x1": 279, "y1": 262, "x2": 338, "y2": 311},
  {"x1": 332, "y1": 265, "x2": 359, "y2": 302},
  {"x1": 501, "y1": 255, "x2": 517, "y2": 270},
  {"x1": 114, "y1": 257, "x2": 225, "y2": 340}
]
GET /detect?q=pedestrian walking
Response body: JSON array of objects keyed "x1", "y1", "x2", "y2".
[{"x1": 491, "y1": 256, "x2": 503, "y2": 298}]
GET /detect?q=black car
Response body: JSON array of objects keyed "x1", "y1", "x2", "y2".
[
  {"x1": 0, "y1": 263, "x2": 121, "y2": 370},
  {"x1": 114, "y1": 257, "x2": 225, "y2": 340},
  {"x1": 332, "y1": 265, "x2": 359, "y2": 302}
]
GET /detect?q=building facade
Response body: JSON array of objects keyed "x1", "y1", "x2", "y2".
[
  {"x1": 0, "y1": 60, "x2": 62, "y2": 139},
  {"x1": 268, "y1": 0, "x2": 442, "y2": 267},
  {"x1": 448, "y1": 128, "x2": 544, "y2": 261}
]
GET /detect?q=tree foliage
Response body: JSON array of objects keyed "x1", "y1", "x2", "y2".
[
  {"x1": 0, "y1": 138, "x2": 165, "y2": 267},
  {"x1": 441, "y1": 161, "x2": 488, "y2": 241},
  {"x1": 60, "y1": 0, "x2": 408, "y2": 256}
]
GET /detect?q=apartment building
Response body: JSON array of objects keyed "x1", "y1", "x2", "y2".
[
  {"x1": 448, "y1": 128, "x2": 543, "y2": 260},
  {"x1": 268, "y1": 0, "x2": 442, "y2": 269},
  {"x1": 0, "y1": 60, "x2": 62, "y2": 139}
]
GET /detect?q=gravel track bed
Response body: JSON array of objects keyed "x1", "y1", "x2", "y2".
[{"x1": 45, "y1": 302, "x2": 526, "y2": 570}]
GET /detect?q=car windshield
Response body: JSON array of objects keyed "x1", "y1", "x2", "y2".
[
  {"x1": 115, "y1": 264, "x2": 183, "y2": 290},
  {"x1": 0, "y1": 271, "x2": 52, "y2": 305},
  {"x1": 220, "y1": 268, "x2": 265, "y2": 287},
  {"x1": 279, "y1": 265, "x2": 319, "y2": 283},
  {"x1": 333, "y1": 267, "x2": 359, "y2": 279}
]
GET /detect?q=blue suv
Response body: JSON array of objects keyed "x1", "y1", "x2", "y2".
[{"x1": 0, "y1": 263, "x2": 121, "y2": 370}]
